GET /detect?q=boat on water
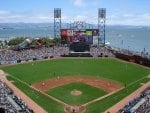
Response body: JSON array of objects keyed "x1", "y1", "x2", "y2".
[
  {"x1": 116, "y1": 33, "x2": 122, "y2": 38},
  {"x1": 105, "y1": 41, "x2": 110, "y2": 45}
]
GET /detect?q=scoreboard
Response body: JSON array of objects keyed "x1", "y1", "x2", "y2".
[{"x1": 61, "y1": 29, "x2": 99, "y2": 44}]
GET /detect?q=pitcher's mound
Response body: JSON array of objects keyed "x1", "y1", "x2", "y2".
[{"x1": 71, "y1": 89, "x2": 82, "y2": 96}]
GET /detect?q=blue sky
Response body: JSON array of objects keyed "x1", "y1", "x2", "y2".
[{"x1": 0, "y1": 0, "x2": 150, "y2": 25}]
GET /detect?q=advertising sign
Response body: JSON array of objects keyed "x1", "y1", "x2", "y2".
[
  {"x1": 93, "y1": 29, "x2": 99, "y2": 36},
  {"x1": 61, "y1": 29, "x2": 67, "y2": 36},
  {"x1": 67, "y1": 30, "x2": 74, "y2": 36},
  {"x1": 86, "y1": 30, "x2": 92, "y2": 36},
  {"x1": 93, "y1": 36, "x2": 98, "y2": 45}
]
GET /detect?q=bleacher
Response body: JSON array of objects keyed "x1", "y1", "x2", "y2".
[
  {"x1": 118, "y1": 87, "x2": 150, "y2": 113},
  {"x1": 0, "y1": 80, "x2": 34, "y2": 113}
]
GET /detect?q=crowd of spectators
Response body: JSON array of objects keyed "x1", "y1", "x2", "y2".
[
  {"x1": 0, "y1": 80, "x2": 33, "y2": 113},
  {"x1": 118, "y1": 87, "x2": 150, "y2": 113},
  {"x1": 0, "y1": 46, "x2": 69, "y2": 65},
  {"x1": 0, "y1": 45, "x2": 116, "y2": 65},
  {"x1": 90, "y1": 46, "x2": 114, "y2": 57}
]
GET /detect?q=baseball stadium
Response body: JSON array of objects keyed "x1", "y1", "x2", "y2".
[{"x1": 0, "y1": 8, "x2": 150, "y2": 113}]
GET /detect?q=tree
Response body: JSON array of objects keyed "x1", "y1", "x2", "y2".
[
  {"x1": 53, "y1": 38, "x2": 61, "y2": 45},
  {"x1": 8, "y1": 37, "x2": 25, "y2": 46}
]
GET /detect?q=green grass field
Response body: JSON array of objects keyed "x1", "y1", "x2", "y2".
[
  {"x1": 1, "y1": 58, "x2": 150, "y2": 113},
  {"x1": 46, "y1": 82, "x2": 107, "y2": 105}
]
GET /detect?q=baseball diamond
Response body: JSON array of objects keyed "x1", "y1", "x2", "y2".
[
  {"x1": 0, "y1": 2, "x2": 150, "y2": 113},
  {"x1": 0, "y1": 58, "x2": 150, "y2": 113}
]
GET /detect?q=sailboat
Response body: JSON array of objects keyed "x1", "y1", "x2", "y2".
[{"x1": 105, "y1": 40, "x2": 110, "y2": 45}]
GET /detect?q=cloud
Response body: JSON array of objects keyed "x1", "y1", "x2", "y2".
[
  {"x1": 0, "y1": 10, "x2": 52, "y2": 23},
  {"x1": 92, "y1": 0, "x2": 100, "y2": 6},
  {"x1": 74, "y1": 15, "x2": 87, "y2": 21},
  {"x1": 73, "y1": 0, "x2": 85, "y2": 7},
  {"x1": 0, "y1": 10, "x2": 150, "y2": 26},
  {"x1": 0, "y1": 10, "x2": 10, "y2": 15},
  {"x1": 71, "y1": 0, "x2": 100, "y2": 8},
  {"x1": 107, "y1": 13, "x2": 150, "y2": 26},
  {"x1": 61, "y1": 12, "x2": 97, "y2": 24}
]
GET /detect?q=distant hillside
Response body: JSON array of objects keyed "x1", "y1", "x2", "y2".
[{"x1": 0, "y1": 23, "x2": 149, "y2": 30}]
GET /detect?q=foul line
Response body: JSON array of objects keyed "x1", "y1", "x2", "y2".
[
  {"x1": 82, "y1": 87, "x2": 124, "y2": 107},
  {"x1": 83, "y1": 75, "x2": 149, "y2": 109},
  {"x1": 6, "y1": 74, "x2": 68, "y2": 106},
  {"x1": 5, "y1": 73, "x2": 150, "y2": 112}
]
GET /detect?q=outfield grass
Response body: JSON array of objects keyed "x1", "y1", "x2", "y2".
[
  {"x1": 46, "y1": 82, "x2": 107, "y2": 105},
  {"x1": 1, "y1": 59, "x2": 149, "y2": 85},
  {"x1": 1, "y1": 58, "x2": 150, "y2": 113}
]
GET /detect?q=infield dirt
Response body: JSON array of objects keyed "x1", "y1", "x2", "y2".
[{"x1": 32, "y1": 76, "x2": 123, "y2": 93}]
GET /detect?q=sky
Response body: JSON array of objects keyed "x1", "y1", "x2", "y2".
[{"x1": 0, "y1": 0, "x2": 150, "y2": 26}]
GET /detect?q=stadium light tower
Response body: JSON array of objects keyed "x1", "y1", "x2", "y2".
[
  {"x1": 98, "y1": 8, "x2": 106, "y2": 45},
  {"x1": 54, "y1": 8, "x2": 61, "y2": 38}
]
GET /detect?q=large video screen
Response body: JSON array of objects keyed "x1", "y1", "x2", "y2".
[
  {"x1": 61, "y1": 29, "x2": 99, "y2": 44},
  {"x1": 93, "y1": 36, "x2": 98, "y2": 45},
  {"x1": 73, "y1": 31, "x2": 86, "y2": 42}
]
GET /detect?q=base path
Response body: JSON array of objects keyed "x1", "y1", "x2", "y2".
[
  {"x1": 104, "y1": 81, "x2": 150, "y2": 113},
  {"x1": 32, "y1": 76, "x2": 123, "y2": 93},
  {"x1": 0, "y1": 70, "x2": 4, "y2": 75},
  {"x1": 32, "y1": 76, "x2": 123, "y2": 113},
  {"x1": 0, "y1": 70, "x2": 47, "y2": 113}
]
